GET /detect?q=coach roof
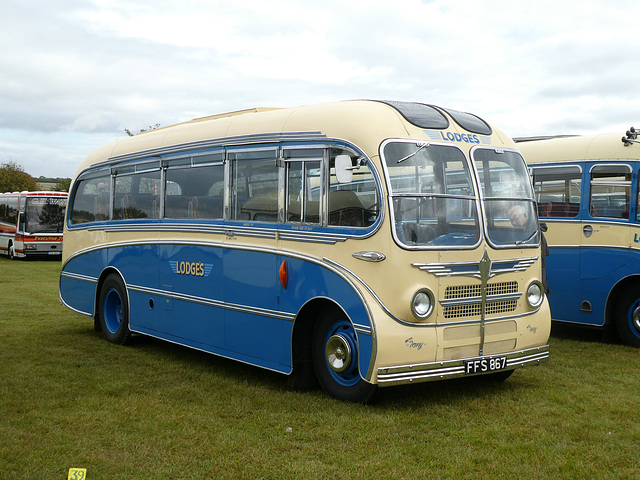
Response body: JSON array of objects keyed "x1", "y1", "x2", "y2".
[{"x1": 73, "y1": 100, "x2": 512, "y2": 179}]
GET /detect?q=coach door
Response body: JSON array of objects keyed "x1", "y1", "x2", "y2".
[
  {"x1": 577, "y1": 163, "x2": 633, "y2": 325},
  {"x1": 223, "y1": 148, "x2": 285, "y2": 367},
  {"x1": 531, "y1": 165, "x2": 583, "y2": 323}
]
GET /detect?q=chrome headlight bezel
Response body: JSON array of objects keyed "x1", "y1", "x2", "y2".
[
  {"x1": 526, "y1": 281, "x2": 544, "y2": 308},
  {"x1": 411, "y1": 288, "x2": 434, "y2": 320}
]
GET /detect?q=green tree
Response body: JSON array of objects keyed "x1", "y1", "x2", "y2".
[
  {"x1": 0, "y1": 162, "x2": 38, "y2": 193},
  {"x1": 54, "y1": 178, "x2": 71, "y2": 192},
  {"x1": 125, "y1": 123, "x2": 161, "y2": 137}
]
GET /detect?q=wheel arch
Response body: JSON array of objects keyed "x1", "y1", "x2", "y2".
[
  {"x1": 93, "y1": 266, "x2": 127, "y2": 332},
  {"x1": 288, "y1": 297, "x2": 344, "y2": 390},
  {"x1": 606, "y1": 274, "x2": 640, "y2": 327}
]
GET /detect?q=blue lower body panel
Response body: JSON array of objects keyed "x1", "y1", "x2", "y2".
[{"x1": 60, "y1": 242, "x2": 374, "y2": 376}]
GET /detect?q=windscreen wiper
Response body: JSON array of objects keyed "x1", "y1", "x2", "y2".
[{"x1": 397, "y1": 142, "x2": 429, "y2": 163}]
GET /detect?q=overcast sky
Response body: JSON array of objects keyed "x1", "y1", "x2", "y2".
[{"x1": 1, "y1": 0, "x2": 639, "y2": 179}]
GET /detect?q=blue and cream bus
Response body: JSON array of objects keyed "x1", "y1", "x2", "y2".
[
  {"x1": 59, "y1": 100, "x2": 550, "y2": 402},
  {"x1": 519, "y1": 128, "x2": 640, "y2": 347}
]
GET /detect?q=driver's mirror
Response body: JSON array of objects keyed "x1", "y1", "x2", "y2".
[{"x1": 335, "y1": 155, "x2": 353, "y2": 184}]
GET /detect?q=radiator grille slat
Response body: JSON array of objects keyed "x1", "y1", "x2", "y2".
[{"x1": 442, "y1": 281, "x2": 519, "y2": 319}]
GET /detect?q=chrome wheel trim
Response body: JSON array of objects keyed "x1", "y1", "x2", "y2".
[{"x1": 325, "y1": 334, "x2": 352, "y2": 373}]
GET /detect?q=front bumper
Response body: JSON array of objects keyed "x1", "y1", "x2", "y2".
[{"x1": 376, "y1": 344, "x2": 549, "y2": 386}]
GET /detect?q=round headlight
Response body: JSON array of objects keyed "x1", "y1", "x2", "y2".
[
  {"x1": 411, "y1": 289, "x2": 434, "y2": 320},
  {"x1": 526, "y1": 282, "x2": 544, "y2": 308}
]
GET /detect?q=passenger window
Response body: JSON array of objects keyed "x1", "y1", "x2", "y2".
[
  {"x1": 328, "y1": 150, "x2": 379, "y2": 227},
  {"x1": 113, "y1": 170, "x2": 161, "y2": 220},
  {"x1": 286, "y1": 153, "x2": 321, "y2": 225},
  {"x1": 70, "y1": 174, "x2": 111, "y2": 224},
  {"x1": 231, "y1": 150, "x2": 279, "y2": 222},
  {"x1": 589, "y1": 165, "x2": 631, "y2": 219},
  {"x1": 165, "y1": 164, "x2": 224, "y2": 219},
  {"x1": 0, "y1": 197, "x2": 18, "y2": 224},
  {"x1": 531, "y1": 165, "x2": 582, "y2": 218}
]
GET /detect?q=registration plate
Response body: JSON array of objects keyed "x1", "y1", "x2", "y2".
[{"x1": 464, "y1": 356, "x2": 507, "y2": 375}]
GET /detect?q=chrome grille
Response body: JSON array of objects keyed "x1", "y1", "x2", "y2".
[
  {"x1": 445, "y1": 284, "x2": 480, "y2": 299},
  {"x1": 487, "y1": 281, "x2": 518, "y2": 296},
  {"x1": 444, "y1": 281, "x2": 518, "y2": 299},
  {"x1": 442, "y1": 281, "x2": 519, "y2": 319},
  {"x1": 485, "y1": 299, "x2": 518, "y2": 315},
  {"x1": 443, "y1": 303, "x2": 481, "y2": 318}
]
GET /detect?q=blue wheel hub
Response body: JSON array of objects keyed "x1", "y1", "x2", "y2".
[
  {"x1": 103, "y1": 288, "x2": 123, "y2": 334},
  {"x1": 323, "y1": 320, "x2": 359, "y2": 387}
]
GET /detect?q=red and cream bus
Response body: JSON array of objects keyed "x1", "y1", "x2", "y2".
[{"x1": 0, "y1": 191, "x2": 67, "y2": 259}]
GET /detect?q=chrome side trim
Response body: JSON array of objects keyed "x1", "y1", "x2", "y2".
[
  {"x1": 83, "y1": 222, "x2": 368, "y2": 244},
  {"x1": 128, "y1": 283, "x2": 296, "y2": 322},
  {"x1": 376, "y1": 345, "x2": 549, "y2": 386},
  {"x1": 60, "y1": 271, "x2": 99, "y2": 283},
  {"x1": 354, "y1": 324, "x2": 372, "y2": 335}
]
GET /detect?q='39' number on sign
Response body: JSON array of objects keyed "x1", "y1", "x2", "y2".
[{"x1": 68, "y1": 468, "x2": 87, "y2": 480}]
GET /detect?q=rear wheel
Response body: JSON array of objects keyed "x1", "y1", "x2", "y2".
[
  {"x1": 312, "y1": 307, "x2": 377, "y2": 403},
  {"x1": 615, "y1": 286, "x2": 640, "y2": 347},
  {"x1": 97, "y1": 273, "x2": 131, "y2": 345}
]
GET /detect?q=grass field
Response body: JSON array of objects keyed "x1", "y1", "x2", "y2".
[{"x1": 1, "y1": 257, "x2": 639, "y2": 479}]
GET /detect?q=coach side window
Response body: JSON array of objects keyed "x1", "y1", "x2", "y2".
[
  {"x1": 328, "y1": 149, "x2": 379, "y2": 227},
  {"x1": 230, "y1": 150, "x2": 279, "y2": 222},
  {"x1": 0, "y1": 197, "x2": 19, "y2": 226},
  {"x1": 69, "y1": 173, "x2": 111, "y2": 224},
  {"x1": 532, "y1": 165, "x2": 582, "y2": 218},
  {"x1": 165, "y1": 163, "x2": 224, "y2": 219},
  {"x1": 589, "y1": 164, "x2": 631, "y2": 219},
  {"x1": 113, "y1": 169, "x2": 162, "y2": 220},
  {"x1": 285, "y1": 148, "x2": 323, "y2": 225}
]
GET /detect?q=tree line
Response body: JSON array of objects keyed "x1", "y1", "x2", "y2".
[{"x1": 0, "y1": 161, "x2": 70, "y2": 193}]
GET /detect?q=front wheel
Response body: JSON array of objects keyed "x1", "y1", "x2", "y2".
[
  {"x1": 614, "y1": 286, "x2": 640, "y2": 347},
  {"x1": 97, "y1": 273, "x2": 131, "y2": 345},
  {"x1": 312, "y1": 308, "x2": 377, "y2": 403}
]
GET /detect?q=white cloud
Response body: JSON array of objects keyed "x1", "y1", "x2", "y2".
[{"x1": 2, "y1": 0, "x2": 640, "y2": 177}]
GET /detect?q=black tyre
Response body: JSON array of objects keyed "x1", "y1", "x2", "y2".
[
  {"x1": 97, "y1": 273, "x2": 131, "y2": 345},
  {"x1": 614, "y1": 286, "x2": 640, "y2": 347},
  {"x1": 312, "y1": 307, "x2": 377, "y2": 403}
]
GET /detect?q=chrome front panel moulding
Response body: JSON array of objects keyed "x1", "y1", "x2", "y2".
[
  {"x1": 377, "y1": 345, "x2": 549, "y2": 386},
  {"x1": 412, "y1": 248, "x2": 539, "y2": 355}
]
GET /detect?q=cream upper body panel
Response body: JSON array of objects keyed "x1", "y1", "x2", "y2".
[
  {"x1": 73, "y1": 100, "x2": 518, "y2": 179},
  {"x1": 518, "y1": 132, "x2": 640, "y2": 164}
]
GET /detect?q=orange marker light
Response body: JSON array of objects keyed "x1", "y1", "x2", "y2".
[{"x1": 279, "y1": 260, "x2": 288, "y2": 288}]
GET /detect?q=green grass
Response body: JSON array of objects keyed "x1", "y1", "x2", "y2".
[{"x1": 1, "y1": 257, "x2": 639, "y2": 479}]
